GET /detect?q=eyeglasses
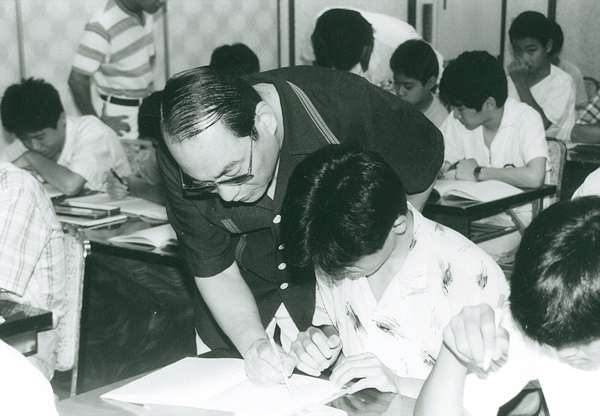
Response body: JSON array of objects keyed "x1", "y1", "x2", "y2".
[{"x1": 180, "y1": 137, "x2": 254, "y2": 195}]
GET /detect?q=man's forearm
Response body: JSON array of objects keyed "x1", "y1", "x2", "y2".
[
  {"x1": 571, "y1": 124, "x2": 600, "y2": 144},
  {"x1": 68, "y1": 70, "x2": 98, "y2": 117},
  {"x1": 195, "y1": 262, "x2": 268, "y2": 357},
  {"x1": 23, "y1": 152, "x2": 86, "y2": 196},
  {"x1": 512, "y1": 82, "x2": 552, "y2": 130}
]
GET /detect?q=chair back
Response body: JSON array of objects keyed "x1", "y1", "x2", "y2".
[
  {"x1": 55, "y1": 226, "x2": 87, "y2": 396},
  {"x1": 544, "y1": 138, "x2": 567, "y2": 207}
]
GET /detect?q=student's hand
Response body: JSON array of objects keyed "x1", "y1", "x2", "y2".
[
  {"x1": 244, "y1": 338, "x2": 296, "y2": 387},
  {"x1": 330, "y1": 352, "x2": 400, "y2": 394},
  {"x1": 290, "y1": 326, "x2": 342, "y2": 376},
  {"x1": 443, "y1": 304, "x2": 509, "y2": 371},
  {"x1": 507, "y1": 59, "x2": 529, "y2": 85},
  {"x1": 455, "y1": 158, "x2": 479, "y2": 181},
  {"x1": 106, "y1": 171, "x2": 130, "y2": 199},
  {"x1": 101, "y1": 104, "x2": 131, "y2": 136}
]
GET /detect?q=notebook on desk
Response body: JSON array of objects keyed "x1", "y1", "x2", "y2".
[{"x1": 101, "y1": 357, "x2": 343, "y2": 416}]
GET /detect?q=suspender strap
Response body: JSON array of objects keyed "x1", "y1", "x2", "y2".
[{"x1": 286, "y1": 81, "x2": 340, "y2": 145}]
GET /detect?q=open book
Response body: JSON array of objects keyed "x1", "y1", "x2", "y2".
[
  {"x1": 101, "y1": 357, "x2": 343, "y2": 416},
  {"x1": 434, "y1": 179, "x2": 522, "y2": 202},
  {"x1": 65, "y1": 193, "x2": 167, "y2": 221},
  {"x1": 109, "y1": 224, "x2": 177, "y2": 249}
]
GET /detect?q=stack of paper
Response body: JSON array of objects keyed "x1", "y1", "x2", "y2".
[
  {"x1": 108, "y1": 224, "x2": 177, "y2": 248},
  {"x1": 434, "y1": 179, "x2": 522, "y2": 202},
  {"x1": 65, "y1": 193, "x2": 168, "y2": 221},
  {"x1": 101, "y1": 358, "x2": 343, "y2": 416}
]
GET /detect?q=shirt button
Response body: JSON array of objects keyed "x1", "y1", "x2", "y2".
[
  {"x1": 278, "y1": 244, "x2": 285, "y2": 250},
  {"x1": 278, "y1": 263, "x2": 287, "y2": 270},
  {"x1": 273, "y1": 215, "x2": 281, "y2": 224},
  {"x1": 280, "y1": 282, "x2": 289, "y2": 290}
]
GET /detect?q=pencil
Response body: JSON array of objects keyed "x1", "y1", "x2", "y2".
[
  {"x1": 110, "y1": 169, "x2": 127, "y2": 187},
  {"x1": 269, "y1": 337, "x2": 293, "y2": 395}
]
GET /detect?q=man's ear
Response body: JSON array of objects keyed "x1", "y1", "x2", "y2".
[
  {"x1": 254, "y1": 101, "x2": 277, "y2": 136},
  {"x1": 484, "y1": 97, "x2": 497, "y2": 111},
  {"x1": 545, "y1": 39, "x2": 554, "y2": 55},
  {"x1": 57, "y1": 112, "x2": 67, "y2": 129},
  {"x1": 392, "y1": 214, "x2": 408, "y2": 235},
  {"x1": 424, "y1": 76, "x2": 437, "y2": 91}
]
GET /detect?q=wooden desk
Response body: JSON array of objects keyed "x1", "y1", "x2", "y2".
[
  {"x1": 423, "y1": 184, "x2": 557, "y2": 242},
  {"x1": 567, "y1": 144, "x2": 600, "y2": 164},
  {"x1": 73, "y1": 217, "x2": 197, "y2": 394},
  {"x1": 57, "y1": 351, "x2": 416, "y2": 416},
  {"x1": 0, "y1": 300, "x2": 52, "y2": 356}
]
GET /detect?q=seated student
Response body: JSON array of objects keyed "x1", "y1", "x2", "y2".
[
  {"x1": 0, "y1": 162, "x2": 65, "y2": 381},
  {"x1": 0, "y1": 340, "x2": 58, "y2": 415},
  {"x1": 507, "y1": 11, "x2": 575, "y2": 142},
  {"x1": 302, "y1": 8, "x2": 443, "y2": 91},
  {"x1": 571, "y1": 83, "x2": 600, "y2": 143},
  {"x1": 390, "y1": 39, "x2": 448, "y2": 128},
  {"x1": 548, "y1": 21, "x2": 587, "y2": 112},
  {"x1": 414, "y1": 196, "x2": 600, "y2": 416},
  {"x1": 209, "y1": 43, "x2": 260, "y2": 78},
  {"x1": 438, "y1": 51, "x2": 548, "y2": 189},
  {"x1": 282, "y1": 145, "x2": 508, "y2": 398},
  {"x1": 0, "y1": 78, "x2": 131, "y2": 196},
  {"x1": 107, "y1": 91, "x2": 165, "y2": 205},
  {"x1": 584, "y1": 76, "x2": 600, "y2": 103}
]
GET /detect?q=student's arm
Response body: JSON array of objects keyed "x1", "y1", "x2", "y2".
[
  {"x1": 456, "y1": 157, "x2": 546, "y2": 188},
  {"x1": 290, "y1": 325, "x2": 342, "y2": 376},
  {"x1": 15, "y1": 152, "x2": 86, "y2": 196},
  {"x1": 107, "y1": 173, "x2": 166, "y2": 205},
  {"x1": 195, "y1": 262, "x2": 296, "y2": 386},
  {"x1": 68, "y1": 70, "x2": 130, "y2": 136},
  {"x1": 414, "y1": 304, "x2": 509, "y2": 416},
  {"x1": 508, "y1": 61, "x2": 552, "y2": 130},
  {"x1": 571, "y1": 124, "x2": 600, "y2": 144}
]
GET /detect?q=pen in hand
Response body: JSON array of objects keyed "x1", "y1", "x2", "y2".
[
  {"x1": 269, "y1": 337, "x2": 293, "y2": 395},
  {"x1": 110, "y1": 169, "x2": 128, "y2": 188}
]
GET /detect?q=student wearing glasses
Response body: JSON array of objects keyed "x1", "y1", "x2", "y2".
[{"x1": 159, "y1": 65, "x2": 443, "y2": 388}]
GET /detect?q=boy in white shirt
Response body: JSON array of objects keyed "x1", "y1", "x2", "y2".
[
  {"x1": 415, "y1": 196, "x2": 600, "y2": 416},
  {"x1": 281, "y1": 145, "x2": 508, "y2": 398}
]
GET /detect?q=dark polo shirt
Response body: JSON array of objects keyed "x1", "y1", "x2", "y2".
[{"x1": 158, "y1": 66, "x2": 444, "y2": 335}]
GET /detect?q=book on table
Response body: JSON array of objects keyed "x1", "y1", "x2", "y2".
[
  {"x1": 56, "y1": 213, "x2": 128, "y2": 228},
  {"x1": 64, "y1": 193, "x2": 167, "y2": 221},
  {"x1": 101, "y1": 357, "x2": 344, "y2": 416},
  {"x1": 434, "y1": 179, "x2": 522, "y2": 202},
  {"x1": 108, "y1": 223, "x2": 177, "y2": 249}
]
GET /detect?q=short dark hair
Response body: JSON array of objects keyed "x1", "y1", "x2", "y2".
[
  {"x1": 390, "y1": 39, "x2": 439, "y2": 85},
  {"x1": 161, "y1": 66, "x2": 261, "y2": 144},
  {"x1": 509, "y1": 11, "x2": 552, "y2": 47},
  {"x1": 281, "y1": 144, "x2": 407, "y2": 278},
  {"x1": 549, "y1": 20, "x2": 564, "y2": 57},
  {"x1": 209, "y1": 43, "x2": 260, "y2": 78},
  {"x1": 311, "y1": 9, "x2": 374, "y2": 72},
  {"x1": 439, "y1": 50, "x2": 508, "y2": 111},
  {"x1": 510, "y1": 196, "x2": 600, "y2": 348},
  {"x1": 1, "y1": 77, "x2": 64, "y2": 135}
]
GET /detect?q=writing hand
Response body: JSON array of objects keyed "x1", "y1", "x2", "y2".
[
  {"x1": 507, "y1": 59, "x2": 529, "y2": 85},
  {"x1": 101, "y1": 104, "x2": 131, "y2": 136},
  {"x1": 455, "y1": 158, "x2": 479, "y2": 181},
  {"x1": 330, "y1": 352, "x2": 400, "y2": 394},
  {"x1": 290, "y1": 327, "x2": 342, "y2": 376},
  {"x1": 443, "y1": 304, "x2": 509, "y2": 371},
  {"x1": 244, "y1": 338, "x2": 295, "y2": 387},
  {"x1": 106, "y1": 171, "x2": 130, "y2": 199}
]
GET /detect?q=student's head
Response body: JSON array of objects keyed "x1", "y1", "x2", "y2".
[
  {"x1": 311, "y1": 9, "x2": 374, "y2": 73},
  {"x1": 509, "y1": 11, "x2": 552, "y2": 72},
  {"x1": 162, "y1": 66, "x2": 280, "y2": 204},
  {"x1": 439, "y1": 51, "x2": 507, "y2": 130},
  {"x1": 281, "y1": 144, "x2": 408, "y2": 280},
  {"x1": 510, "y1": 197, "x2": 600, "y2": 370},
  {"x1": 138, "y1": 91, "x2": 163, "y2": 144},
  {"x1": 209, "y1": 43, "x2": 260, "y2": 78},
  {"x1": 548, "y1": 20, "x2": 564, "y2": 63},
  {"x1": 1, "y1": 78, "x2": 66, "y2": 161},
  {"x1": 390, "y1": 40, "x2": 438, "y2": 108},
  {"x1": 584, "y1": 76, "x2": 600, "y2": 102}
]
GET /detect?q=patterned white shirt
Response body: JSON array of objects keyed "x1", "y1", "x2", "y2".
[{"x1": 313, "y1": 206, "x2": 508, "y2": 379}]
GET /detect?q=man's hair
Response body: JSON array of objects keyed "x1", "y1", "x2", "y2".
[
  {"x1": 548, "y1": 20, "x2": 564, "y2": 57},
  {"x1": 510, "y1": 196, "x2": 600, "y2": 348},
  {"x1": 509, "y1": 11, "x2": 552, "y2": 47},
  {"x1": 390, "y1": 39, "x2": 439, "y2": 85},
  {"x1": 439, "y1": 50, "x2": 508, "y2": 111},
  {"x1": 311, "y1": 9, "x2": 374, "y2": 72},
  {"x1": 161, "y1": 66, "x2": 261, "y2": 144},
  {"x1": 210, "y1": 43, "x2": 260, "y2": 78},
  {"x1": 281, "y1": 144, "x2": 407, "y2": 278},
  {"x1": 1, "y1": 77, "x2": 64, "y2": 134}
]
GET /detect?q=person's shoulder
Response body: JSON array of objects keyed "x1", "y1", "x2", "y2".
[{"x1": 550, "y1": 64, "x2": 575, "y2": 85}]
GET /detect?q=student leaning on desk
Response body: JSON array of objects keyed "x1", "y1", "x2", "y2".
[
  {"x1": 0, "y1": 78, "x2": 131, "y2": 196},
  {"x1": 414, "y1": 197, "x2": 600, "y2": 416}
]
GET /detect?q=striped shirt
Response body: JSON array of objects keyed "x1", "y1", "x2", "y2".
[
  {"x1": 72, "y1": 0, "x2": 155, "y2": 99},
  {"x1": 0, "y1": 163, "x2": 65, "y2": 327}
]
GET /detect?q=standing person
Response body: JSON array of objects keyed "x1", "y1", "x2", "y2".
[
  {"x1": 69, "y1": 0, "x2": 166, "y2": 139},
  {"x1": 159, "y1": 65, "x2": 443, "y2": 387}
]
